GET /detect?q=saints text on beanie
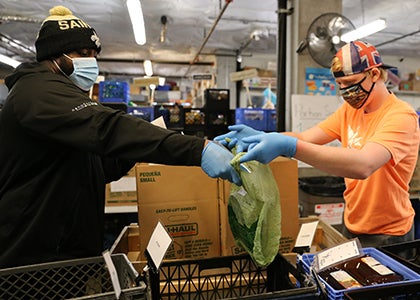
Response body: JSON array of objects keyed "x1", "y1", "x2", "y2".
[{"x1": 35, "y1": 6, "x2": 101, "y2": 62}]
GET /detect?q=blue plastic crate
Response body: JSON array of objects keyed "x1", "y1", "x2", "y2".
[
  {"x1": 265, "y1": 109, "x2": 277, "y2": 131},
  {"x1": 99, "y1": 81, "x2": 130, "y2": 103},
  {"x1": 300, "y1": 247, "x2": 420, "y2": 300},
  {"x1": 235, "y1": 108, "x2": 267, "y2": 130},
  {"x1": 127, "y1": 106, "x2": 154, "y2": 122}
]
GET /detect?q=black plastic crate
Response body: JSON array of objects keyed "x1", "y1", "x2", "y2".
[
  {"x1": 204, "y1": 89, "x2": 230, "y2": 112},
  {"x1": 344, "y1": 280, "x2": 420, "y2": 300},
  {"x1": 0, "y1": 254, "x2": 146, "y2": 300},
  {"x1": 147, "y1": 253, "x2": 319, "y2": 300},
  {"x1": 379, "y1": 239, "x2": 420, "y2": 274},
  {"x1": 154, "y1": 104, "x2": 184, "y2": 130},
  {"x1": 298, "y1": 177, "x2": 345, "y2": 198}
]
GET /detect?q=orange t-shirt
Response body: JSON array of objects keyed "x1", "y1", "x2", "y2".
[{"x1": 318, "y1": 93, "x2": 419, "y2": 235}]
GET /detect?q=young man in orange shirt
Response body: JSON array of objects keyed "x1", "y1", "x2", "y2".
[{"x1": 216, "y1": 41, "x2": 420, "y2": 247}]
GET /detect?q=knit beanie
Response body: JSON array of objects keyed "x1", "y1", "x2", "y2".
[{"x1": 35, "y1": 6, "x2": 101, "y2": 62}]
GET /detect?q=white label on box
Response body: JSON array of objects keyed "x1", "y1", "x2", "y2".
[
  {"x1": 316, "y1": 240, "x2": 361, "y2": 270},
  {"x1": 147, "y1": 221, "x2": 173, "y2": 270},
  {"x1": 361, "y1": 256, "x2": 380, "y2": 267},
  {"x1": 151, "y1": 116, "x2": 167, "y2": 128},
  {"x1": 295, "y1": 221, "x2": 318, "y2": 248},
  {"x1": 371, "y1": 264, "x2": 394, "y2": 275},
  {"x1": 110, "y1": 177, "x2": 136, "y2": 192},
  {"x1": 330, "y1": 270, "x2": 362, "y2": 289},
  {"x1": 361, "y1": 256, "x2": 394, "y2": 275},
  {"x1": 315, "y1": 203, "x2": 345, "y2": 225}
]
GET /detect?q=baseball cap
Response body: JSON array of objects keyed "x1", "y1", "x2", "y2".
[{"x1": 332, "y1": 40, "x2": 393, "y2": 78}]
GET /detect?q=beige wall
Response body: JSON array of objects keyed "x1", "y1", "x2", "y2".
[{"x1": 296, "y1": 0, "x2": 342, "y2": 94}]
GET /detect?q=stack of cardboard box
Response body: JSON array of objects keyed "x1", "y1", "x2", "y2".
[
  {"x1": 399, "y1": 73, "x2": 420, "y2": 93},
  {"x1": 109, "y1": 157, "x2": 348, "y2": 272},
  {"x1": 135, "y1": 157, "x2": 300, "y2": 261}
]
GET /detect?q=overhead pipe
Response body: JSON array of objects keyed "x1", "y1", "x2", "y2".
[
  {"x1": 0, "y1": 15, "x2": 42, "y2": 23},
  {"x1": 190, "y1": 0, "x2": 233, "y2": 63},
  {"x1": 276, "y1": 0, "x2": 290, "y2": 132},
  {"x1": 376, "y1": 29, "x2": 420, "y2": 48},
  {"x1": 97, "y1": 57, "x2": 214, "y2": 66},
  {"x1": 185, "y1": 0, "x2": 233, "y2": 76},
  {"x1": 0, "y1": 33, "x2": 35, "y2": 54}
]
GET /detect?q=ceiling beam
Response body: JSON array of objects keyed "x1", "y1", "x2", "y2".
[{"x1": 97, "y1": 58, "x2": 214, "y2": 66}]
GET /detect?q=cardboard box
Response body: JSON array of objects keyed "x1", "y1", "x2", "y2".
[
  {"x1": 399, "y1": 80, "x2": 413, "y2": 91},
  {"x1": 220, "y1": 157, "x2": 300, "y2": 256},
  {"x1": 399, "y1": 79, "x2": 420, "y2": 92},
  {"x1": 111, "y1": 217, "x2": 348, "y2": 272},
  {"x1": 136, "y1": 164, "x2": 221, "y2": 261},
  {"x1": 412, "y1": 80, "x2": 420, "y2": 93},
  {"x1": 299, "y1": 216, "x2": 348, "y2": 252},
  {"x1": 282, "y1": 217, "x2": 349, "y2": 264},
  {"x1": 105, "y1": 166, "x2": 137, "y2": 206},
  {"x1": 110, "y1": 224, "x2": 144, "y2": 272}
]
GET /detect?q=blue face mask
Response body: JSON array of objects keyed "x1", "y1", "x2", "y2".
[{"x1": 63, "y1": 54, "x2": 99, "y2": 91}]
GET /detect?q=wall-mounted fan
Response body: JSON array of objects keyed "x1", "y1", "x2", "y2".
[{"x1": 297, "y1": 13, "x2": 355, "y2": 68}]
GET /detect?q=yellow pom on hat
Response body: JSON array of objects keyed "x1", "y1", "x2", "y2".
[
  {"x1": 49, "y1": 5, "x2": 73, "y2": 16},
  {"x1": 41, "y1": 6, "x2": 77, "y2": 23},
  {"x1": 35, "y1": 5, "x2": 101, "y2": 61}
]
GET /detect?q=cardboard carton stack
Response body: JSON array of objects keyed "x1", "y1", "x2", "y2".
[
  {"x1": 105, "y1": 167, "x2": 137, "y2": 206},
  {"x1": 110, "y1": 157, "x2": 348, "y2": 272},
  {"x1": 399, "y1": 72, "x2": 420, "y2": 93},
  {"x1": 135, "y1": 157, "x2": 299, "y2": 261}
]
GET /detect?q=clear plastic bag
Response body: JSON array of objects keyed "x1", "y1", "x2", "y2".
[{"x1": 228, "y1": 152, "x2": 281, "y2": 267}]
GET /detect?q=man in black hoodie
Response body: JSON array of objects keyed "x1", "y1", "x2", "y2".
[{"x1": 0, "y1": 6, "x2": 240, "y2": 268}]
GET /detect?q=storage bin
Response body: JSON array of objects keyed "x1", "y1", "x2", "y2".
[
  {"x1": 154, "y1": 104, "x2": 184, "y2": 130},
  {"x1": 379, "y1": 239, "x2": 420, "y2": 274},
  {"x1": 298, "y1": 177, "x2": 345, "y2": 197},
  {"x1": 127, "y1": 106, "x2": 154, "y2": 122},
  {"x1": 110, "y1": 225, "x2": 143, "y2": 273},
  {"x1": 298, "y1": 177, "x2": 345, "y2": 231},
  {"x1": 265, "y1": 109, "x2": 277, "y2": 132},
  {"x1": 0, "y1": 254, "x2": 146, "y2": 299},
  {"x1": 184, "y1": 108, "x2": 205, "y2": 125},
  {"x1": 204, "y1": 89, "x2": 230, "y2": 112},
  {"x1": 300, "y1": 247, "x2": 420, "y2": 300},
  {"x1": 344, "y1": 280, "x2": 420, "y2": 300},
  {"x1": 299, "y1": 217, "x2": 348, "y2": 253},
  {"x1": 412, "y1": 198, "x2": 420, "y2": 239},
  {"x1": 99, "y1": 81, "x2": 130, "y2": 103},
  {"x1": 147, "y1": 253, "x2": 319, "y2": 299},
  {"x1": 235, "y1": 108, "x2": 267, "y2": 130}
]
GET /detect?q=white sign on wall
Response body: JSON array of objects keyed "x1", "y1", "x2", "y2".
[{"x1": 291, "y1": 94, "x2": 343, "y2": 167}]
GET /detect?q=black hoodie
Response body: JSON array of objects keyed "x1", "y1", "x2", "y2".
[{"x1": 0, "y1": 62, "x2": 204, "y2": 268}]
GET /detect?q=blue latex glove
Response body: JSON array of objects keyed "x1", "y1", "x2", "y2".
[
  {"x1": 239, "y1": 133, "x2": 298, "y2": 164},
  {"x1": 201, "y1": 141, "x2": 242, "y2": 185},
  {"x1": 214, "y1": 124, "x2": 262, "y2": 152}
]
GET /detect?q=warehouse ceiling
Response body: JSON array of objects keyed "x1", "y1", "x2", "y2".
[{"x1": 0, "y1": 0, "x2": 419, "y2": 79}]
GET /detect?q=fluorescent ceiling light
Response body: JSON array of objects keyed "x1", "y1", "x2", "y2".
[
  {"x1": 0, "y1": 53, "x2": 21, "y2": 68},
  {"x1": 341, "y1": 19, "x2": 387, "y2": 43},
  {"x1": 144, "y1": 60, "x2": 153, "y2": 76},
  {"x1": 126, "y1": 0, "x2": 146, "y2": 45}
]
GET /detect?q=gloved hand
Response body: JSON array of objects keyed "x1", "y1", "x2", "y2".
[
  {"x1": 239, "y1": 133, "x2": 298, "y2": 164},
  {"x1": 201, "y1": 141, "x2": 242, "y2": 185},
  {"x1": 214, "y1": 124, "x2": 262, "y2": 152}
]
